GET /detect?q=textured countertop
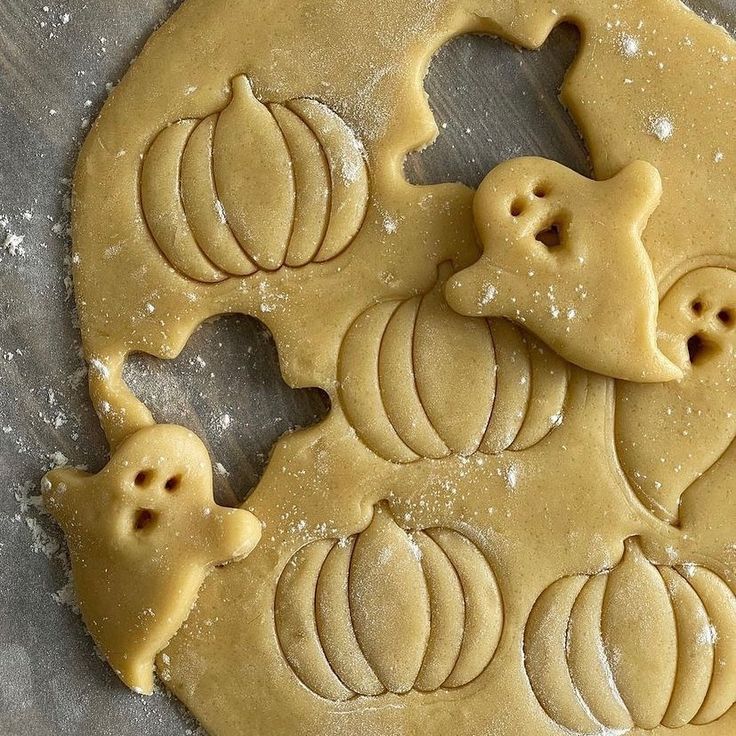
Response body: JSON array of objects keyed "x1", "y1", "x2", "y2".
[{"x1": 0, "y1": 1, "x2": 733, "y2": 734}]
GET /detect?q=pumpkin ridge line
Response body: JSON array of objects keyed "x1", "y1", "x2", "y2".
[
  {"x1": 511, "y1": 333, "x2": 570, "y2": 453},
  {"x1": 505, "y1": 326, "x2": 537, "y2": 451},
  {"x1": 398, "y1": 293, "x2": 449, "y2": 456},
  {"x1": 564, "y1": 572, "x2": 624, "y2": 731},
  {"x1": 343, "y1": 520, "x2": 387, "y2": 694},
  {"x1": 286, "y1": 101, "x2": 334, "y2": 261},
  {"x1": 265, "y1": 103, "x2": 310, "y2": 268},
  {"x1": 176, "y1": 118, "x2": 232, "y2": 277},
  {"x1": 285, "y1": 98, "x2": 370, "y2": 265},
  {"x1": 480, "y1": 320, "x2": 531, "y2": 454},
  {"x1": 412, "y1": 529, "x2": 465, "y2": 690},
  {"x1": 660, "y1": 565, "x2": 714, "y2": 725},
  {"x1": 675, "y1": 565, "x2": 736, "y2": 725},
  {"x1": 337, "y1": 301, "x2": 417, "y2": 463},
  {"x1": 175, "y1": 120, "x2": 231, "y2": 276},
  {"x1": 313, "y1": 536, "x2": 367, "y2": 698},
  {"x1": 426, "y1": 527, "x2": 499, "y2": 689},
  {"x1": 199, "y1": 112, "x2": 259, "y2": 271},
  {"x1": 371, "y1": 301, "x2": 422, "y2": 460},
  {"x1": 652, "y1": 564, "x2": 685, "y2": 726},
  {"x1": 523, "y1": 575, "x2": 591, "y2": 731},
  {"x1": 139, "y1": 121, "x2": 227, "y2": 284},
  {"x1": 269, "y1": 102, "x2": 332, "y2": 267},
  {"x1": 477, "y1": 318, "x2": 499, "y2": 450},
  {"x1": 273, "y1": 539, "x2": 355, "y2": 701}
]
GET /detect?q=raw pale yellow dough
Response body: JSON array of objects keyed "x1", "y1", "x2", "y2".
[
  {"x1": 41, "y1": 0, "x2": 736, "y2": 734},
  {"x1": 43, "y1": 425, "x2": 261, "y2": 694},
  {"x1": 446, "y1": 157, "x2": 682, "y2": 382}
]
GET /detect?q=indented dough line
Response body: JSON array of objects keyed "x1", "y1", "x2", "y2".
[
  {"x1": 310, "y1": 538, "x2": 365, "y2": 698},
  {"x1": 342, "y1": 531, "x2": 386, "y2": 695},
  {"x1": 138, "y1": 120, "x2": 227, "y2": 284},
  {"x1": 286, "y1": 98, "x2": 370, "y2": 264},
  {"x1": 565, "y1": 572, "x2": 629, "y2": 729},
  {"x1": 427, "y1": 527, "x2": 499, "y2": 690},
  {"x1": 200, "y1": 113, "x2": 260, "y2": 271},
  {"x1": 477, "y1": 317, "x2": 499, "y2": 447},
  {"x1": 674, "y1": 565, "x2": 735, "y2": 725},
  {"x1": 401, "y1": 293, "x2": 449, "y2": 455},
  {"x1": 271, "y1": 102, "x2": 332, "y2": 264},
  {"x1": 412, "y1": 530, "x2": 466, "y2": 688}
]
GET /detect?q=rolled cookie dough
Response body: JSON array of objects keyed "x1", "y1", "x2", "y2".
[{"x1": 44, "y1": 0, "x2": 736, "y2": 735}]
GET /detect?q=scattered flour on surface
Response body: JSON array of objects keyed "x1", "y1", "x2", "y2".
[
  {"x1": 13, "y1": 481, "x2": 78, "y2": 612},
  {"x1": 647, "y1": 115, "x2": 675, "y2": 141},
  {"x1": 618, "y1": 34, "x2": 641, "y2": 57},
  {"x1": 479, "y1": 284, "x2": 497, "y2": 307},
  {"x1": 2, "y1": 231, "x2": 26, "y2": 257}
]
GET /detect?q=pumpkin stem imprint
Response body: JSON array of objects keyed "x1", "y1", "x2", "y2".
[
  {"x1": 523, "y1": 536, "x2": 736, "y2": 733},
  {"x1": 274, "y1": 501, "x2": 503, "y2": 700},
  {"x1": 337, "y1": 262, "x2": 570, "y2": 464},
  {"x1": 41, "y1": 424, "x2": 262, "y2": 695},
  {"x1": 140, "y1": 75, "x2": 369, "y2": 283}
]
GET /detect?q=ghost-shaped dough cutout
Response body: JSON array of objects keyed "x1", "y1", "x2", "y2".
[
  {"x1": 42, "y1": 424, "x2": 262, "y2": 694},
  {"x1": 615, "y1": 267, "x2": 736, "y2": 524},
  {"x1": 446, "y1": 157, "x2": 681, "y2": 383}
]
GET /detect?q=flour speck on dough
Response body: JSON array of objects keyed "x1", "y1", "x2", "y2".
[
  {"x1": 618, "y1": 33, "x2": 641, "y2": 57},
  {"x1": 647, "y1": 114, "x2": 675, "y2": 141}
]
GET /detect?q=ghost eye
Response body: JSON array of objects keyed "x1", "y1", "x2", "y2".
[
  {"x1": 533, "y1": 183, "x2": 549, "y2": 198},
  {"x1": 134, "y1": 470, "x2": 153, "y2": 487},
  {"x1": 510, "y1": 198, "x2": 527, "y2": 217},
  {"x1": 717, "y1": 308, "x2": 733, "y2": 327},
  {"x1": 690, "y1": 299, "x2": 704, "y2": 315},
  {"x1": 164, "y1": 475, "x2": 182, "y2": 492}
]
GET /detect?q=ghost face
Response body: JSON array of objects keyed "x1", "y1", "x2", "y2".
[
  {"x1": 43, "y1": 424, "x2": 262, "y2": 694},
  {"x1": 446, "y1": 157, "x2": 679, "y2": 383},
  {"x1": 615, "y1": 267, "x2": 736, "y2": 525}
]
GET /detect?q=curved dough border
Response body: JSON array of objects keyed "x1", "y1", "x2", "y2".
[{"x1": 60, "y1": 0, "x2": 736, "y2": 735}]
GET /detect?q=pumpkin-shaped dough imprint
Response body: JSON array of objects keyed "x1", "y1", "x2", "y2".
[
  {"x1": 337, "y1": 263, "x2": 570, "y2": 463},
  {"x1": 524, "y1": 537, "x2": 736, "y2": 733},
  {"x1": 274, "y1": 502, "x2": 503, "y2": 700},
  {"x1": 140, "y1": 75, "x2": 369, "y2": 282}
]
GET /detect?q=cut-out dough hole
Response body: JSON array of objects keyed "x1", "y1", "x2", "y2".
[
  {"x1": 164, "y1": 475, "x2": 181, "y2": 492},
  {"x1": 717, "y1": 309, "x2": 733, "y2": 326},
  {"x1": 404, "y1": 25, "x2": 591, "y2": 188},
  {"x1": 133, "y1": 508, "x2": 156, "y2": 531},
  {"x1": 687, "y1": 333, "x2": 719, "y2": 366},
  {"x1": 510, "y1": 198, "x2": 526, "y2": 217},
  {"x1": 535, "y1": 223, "x2": 562, "y2": 248},
  {"x1": 691, "y1": 299, "x2": 704, "y2": 315},
  {"x1": 123, "y1": 314, "x2": 331, "y2": 506},
  {"x1": 533, "y1": 184, "x2": 549, "y2": 198},
  {"x1": 134, "y1": 471, "x2": 151, "y2": 487}
]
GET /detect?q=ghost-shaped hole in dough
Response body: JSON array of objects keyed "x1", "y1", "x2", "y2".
[
  {"x1": 123, "y1": 314, "x2": 331, "y2": 505},
  {"x1": 404, "y1": 23, "x2": 590, "y2": 188}
]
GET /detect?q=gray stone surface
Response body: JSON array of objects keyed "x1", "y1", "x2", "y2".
[{"x1": 0, "y1": 1, "x2": 733, "y2": 734}]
